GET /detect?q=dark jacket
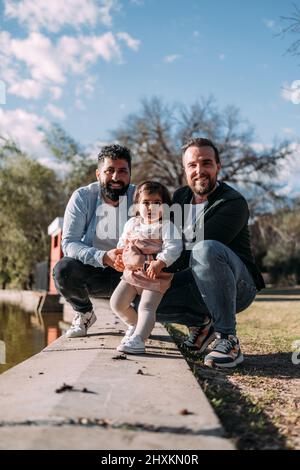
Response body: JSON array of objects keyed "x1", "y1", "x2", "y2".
[{"x1": 166, "y1": 182, "x2": 265, "y2": 291}]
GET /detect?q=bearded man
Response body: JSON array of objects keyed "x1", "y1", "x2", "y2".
[
  {"x1": 53, "y1": 144, "x2": 135, "y2": 338},
  {"x1": 156, "y1": 137, "x2": 265, "y2": 368}
]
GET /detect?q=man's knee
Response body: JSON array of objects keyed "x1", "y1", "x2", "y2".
[
  {"x1": 191, "y1": 239, "x2": 225, "y2": 266},
  {"x1": 53, "y1": 257, "x2": 82, "y2": 288}
]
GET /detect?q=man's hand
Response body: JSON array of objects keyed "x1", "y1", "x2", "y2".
[
  {"x1": 114, "y1": 253, "x2": 125, "y2": 272},
  {"x1": 103, "y1": 249, "x2": 124, "y2": 270},
  {"x1": 146, "y1": 259, "x2": 166, "y2": 279}
]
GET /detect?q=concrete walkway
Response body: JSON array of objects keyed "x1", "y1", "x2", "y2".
[{"x1": 0, "y1": 299, "x2": 234, "y2": 450}]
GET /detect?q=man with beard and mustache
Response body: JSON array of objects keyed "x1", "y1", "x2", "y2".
[
  {"x1": 53, "y1": 144, "x2": 135, "y2": 338},
  {"x1": 155, "y1": 137, "x2": 265, "y2": 368}
]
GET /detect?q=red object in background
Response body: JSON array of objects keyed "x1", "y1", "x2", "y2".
[
  {"x1": 47, "y1": 327, "x2": 59, "y2": 345},
  {"x1": 48, "y1": 217, "x2": 64, "y2": 294}
]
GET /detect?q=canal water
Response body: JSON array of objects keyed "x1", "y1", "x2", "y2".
[{"x1": 0, "y1": 303, "x2": 63, "y2": 374}]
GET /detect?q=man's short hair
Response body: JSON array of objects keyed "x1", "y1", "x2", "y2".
[
  {"x1": 181, "y1": 137, "x2": 220, "y2": 164},
  {"x1": 98, "y1": 144, "x2": 132, "y2": 170}
]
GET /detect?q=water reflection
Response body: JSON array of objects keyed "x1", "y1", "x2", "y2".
[{"x1": 0, "y1": 303, "x2": 63, "y2": 374}]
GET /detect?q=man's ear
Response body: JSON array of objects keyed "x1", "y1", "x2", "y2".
[{"x1": 96, "y1": 168, "x2": 100, "y2": 181}]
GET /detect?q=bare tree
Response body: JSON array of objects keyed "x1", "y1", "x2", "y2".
[
  {"x1": 112, "y1": 97, "x2": 183, "y2": 189},
  {"x1": 280, "y1": 2, "x2": 300, "y2": 58},
  {"x1": 112, "y1": 96, "x2": 292, "y2": 209}
]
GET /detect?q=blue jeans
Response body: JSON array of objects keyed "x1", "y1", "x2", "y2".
[{"x1": 156, "y1": 240, "x2": 257, "y2": 335}]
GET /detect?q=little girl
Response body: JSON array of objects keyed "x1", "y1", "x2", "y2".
[{"x1": 110, "y1": 181, "x2": 182, "y2": 354}]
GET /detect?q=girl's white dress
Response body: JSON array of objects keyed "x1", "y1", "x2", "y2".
[{"x1": 117, "y1": 216, "x2": 182, "y2": 293}]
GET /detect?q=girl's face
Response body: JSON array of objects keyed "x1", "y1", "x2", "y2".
[{"x1": 138, "y1": 191, "x2": 163, "y2": 223}]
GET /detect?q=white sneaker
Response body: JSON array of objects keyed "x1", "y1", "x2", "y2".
[
  {"x1": 121, "y1": 325, "x2": 136, "y2": 344},
  {"x1": 117, "y1": 335, "x2": 145, "y2": 354},
  {"x1": 65, "y1": 310, "x2": 97, "y2": 338}
]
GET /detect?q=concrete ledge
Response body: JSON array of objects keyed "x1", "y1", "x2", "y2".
[
  {"x1": 0, "y1": 426, "x2": 232, "y2": 450},
  {"x1": 0, "y1": 299, "x2": 234, "y2": 450}
]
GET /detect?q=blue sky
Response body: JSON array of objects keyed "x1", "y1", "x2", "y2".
[{"x1": 0, "y1": 0, "x2": 300, "y2": 193}]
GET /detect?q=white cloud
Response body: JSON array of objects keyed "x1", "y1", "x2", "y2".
[
  {"x1": 59, "y1": 32, "x2": 122, "y2": 72},
  {"x1": 83, "y1": 76, "x2": 96, "y2": 96},
  {"x1": 75, "y1": 76, "x2": 97, "y2": 99},
  {"x1": 0, "y1": 30, "x2": 65, "y2": 97},
  {"x1": 0, "y1": 31, "x2": 20, "y2": 85},
  {"x1": 79, "y1": 32, "x2": 122, "y2": 63},
  {"x1": 50, "y1": 86, "x2": 63, "y2": 100},
  {"x1": 4, "y1": 0, "x2": 120, "y2": 32},
  {"x1": 281, "y1": 81, "x2": 300, "y2": 105},
  {"x1": 193, "y1": 31, "x2": 200, "y2": 38},
  {"x1": 89, "y1": 32, "x2": 122, "y2": 62},
  {"x1": 219, "y1": 53, "x2": 226, "y2": 60},
  {"x1": 117, "y1": 32, "x2": 141, "y2": 51},
  {"x1": 0, "y1": 108, "x2": 49, "y2": 158},
  {"x1": 8, "y1": 79, "x2": 44, "y2": 100},
  {"x1": 45, "y1": 104, "x2": 66, "y2": 120},
  {"x1": 164, "y1": 54, "x2": 181, "y2": 63},
  {"x1": 0, "y1": 107, "x2": 73, "y2": 173},
  {"x1": 10, "y1": 32, "x2": 66, "y2": 83},
  {"x1": 1, "y1": 30, "x2": 138, "y2": 100},
  {"x1": 98, "y1": 0, "x2": 121, "y2": 27}
]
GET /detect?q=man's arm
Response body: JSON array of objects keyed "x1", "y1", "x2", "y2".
[{"x1": 61, "y1": 189, "x2": 107, "y2": 268}]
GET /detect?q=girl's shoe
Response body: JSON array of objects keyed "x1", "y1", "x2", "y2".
[
  {"x1": 121, "y1": 325, "x2": 136, "y2": 344},
  {"x1": 117, "y1": 335, "x2": 145, "y2": 354}
]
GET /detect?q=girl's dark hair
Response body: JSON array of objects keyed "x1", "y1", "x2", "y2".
[{"x1": 133, "y1": 181, "x2": 172, "y2": 211}]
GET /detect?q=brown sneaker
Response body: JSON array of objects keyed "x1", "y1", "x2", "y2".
[
  {"x1": 182, "y1": 318, "x2": 216, "y2": 354},
  {"x1": 204, "y1": 334, "x2": 244, "y2": 368}
]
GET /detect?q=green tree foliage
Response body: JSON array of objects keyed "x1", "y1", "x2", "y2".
[
  {"x1": 0, "y1": 140, "x2": 65, "y2": 288},
  {"x1": 44, "y1": 123, "x2": 97, "y2": 196},
  {"x1": 250, "y1": 199, "x2": 300, "y2": 285}
]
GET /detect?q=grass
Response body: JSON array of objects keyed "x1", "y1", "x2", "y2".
[{"x1": 167, "y1": 292, "x2": 300, "y2": 450}]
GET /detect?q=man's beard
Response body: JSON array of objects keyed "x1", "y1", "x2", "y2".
[
  {"x1": 100, "y1": 181, "x2": 129, "y2": 202},
  {"x1": 193, "y1": 176, "x2": 216, "y2": 196}
]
